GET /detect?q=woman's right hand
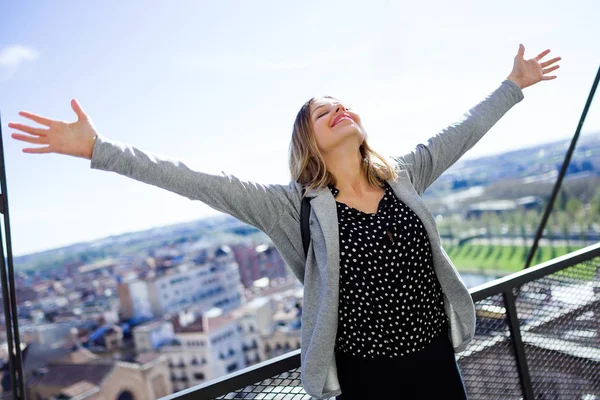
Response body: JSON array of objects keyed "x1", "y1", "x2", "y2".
[{"x1": 9, "y1": 99, "x2": 99, "y2": 160}]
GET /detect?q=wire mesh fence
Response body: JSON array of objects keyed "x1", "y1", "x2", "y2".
[{"x1": 515, "y1": 258, "x2": 600, "y2": 399}]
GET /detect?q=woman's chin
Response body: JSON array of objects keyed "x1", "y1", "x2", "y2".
[
  {"x1": 333, "y1": 130, "x2": 364, "y2": 148},
  {"x1": 335, "y1": 124, "x2": 362, "y2": 136}
]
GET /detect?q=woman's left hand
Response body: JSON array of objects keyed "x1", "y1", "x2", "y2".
[{"x1": 507, "y1": 44, "x2": 561, "y2": 90}]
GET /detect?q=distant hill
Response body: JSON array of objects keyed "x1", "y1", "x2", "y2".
[
  {"x1": 424, "y1": 131, "x2": 600, "y2": 200},
  {"x1": 13, "y1": 214, "x2": 263, "y2": 272}
]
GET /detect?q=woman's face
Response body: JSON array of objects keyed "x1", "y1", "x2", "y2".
[{"x1": 309, "y1": 97, "x2": 365, "y2": 154}]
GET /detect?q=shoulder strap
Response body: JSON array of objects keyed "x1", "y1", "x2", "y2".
[{"x1": 300, "y1": 189, "x2": 311, "y2": 258}]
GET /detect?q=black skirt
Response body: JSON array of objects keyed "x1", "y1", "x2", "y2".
[{"x1": 334, "y1": 322, "x2": 467, "y2": 399}]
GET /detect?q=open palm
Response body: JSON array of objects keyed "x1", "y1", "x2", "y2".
[
  {"x1": 9, "y1": 99, "x2": 98, "y2": 159},
  {"x1": 508, "y1": 44, "x2": 561, "y2": 90}
]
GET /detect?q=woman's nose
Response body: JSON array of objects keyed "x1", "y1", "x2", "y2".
[{"x1": 333, "y1": 103, "x2": 346, "y2": 113}]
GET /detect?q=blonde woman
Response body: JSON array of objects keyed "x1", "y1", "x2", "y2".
[{"x1": 10, "y1": 44, "x2": 560, "y2": 399}]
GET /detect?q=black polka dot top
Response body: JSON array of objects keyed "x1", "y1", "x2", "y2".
[{"x1": 329, "y1": 180, "x2": 448, "y2": 359}]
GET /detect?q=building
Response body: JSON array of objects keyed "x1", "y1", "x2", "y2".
[
  {"x1": 1, "y1": 340, "x2": 172, "y2": 399},
  {"x1": 229, "y1": 243, "x2": 261, "y2": 288},
  {"x1": 85, "y1": 324, "x2": 124, "y2": 352},
  {"x1": 133, "y1": 319, "x2": 176, "y2": 353},
  {"x1": 134, "y1": 307, "x2": 247, "y2": 394},
  {"x1": 464, "y1": 196, "x2": 542, "y2": 219},
  {"x1": 131, "y1": 287, "x2": 306, "y2": 394},
  {"x1": 232, "y1": 297, "x2": 273, "y2": 365},
  {"x1": 118, "y1": 246, "x2": 245, "y2": 320},
  {"x1": 255, "y1": 244, "x2": 289, "y2": 282},
  {"x1": 27, "y1": 357, "x2": 172, "y2": 399},
  {"x1": 19, "y1": 322, "x2": 75, "y2": 348}
]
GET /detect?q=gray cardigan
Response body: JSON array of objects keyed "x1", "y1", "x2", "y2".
[{"x1": 90, "y1": 79, "x2": 524, "y2": 399}]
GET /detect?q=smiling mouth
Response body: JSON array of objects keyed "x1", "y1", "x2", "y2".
[{"x1": 332, "y1": 116, "x2": 353, "y2": 127}]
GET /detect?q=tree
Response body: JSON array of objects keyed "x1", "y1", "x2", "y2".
[
  {"x1": 559, "y1": 213, "x2": 571, "y2": 252},
  {"x1": 591, "y1": 187, "x2": 600, "y2": 224},
  {"x1": 555, "y1": 188, "x2": 569, "y2": 211},
  {"x1": 520, "y1": 213, "x2": 528, "y2": 246},
  {"x1": 576, "y1": 206, "x2": 589, "y2": 246},
  {"x1": 565, "y1": 197, "x2": 582, "y2": 218}
]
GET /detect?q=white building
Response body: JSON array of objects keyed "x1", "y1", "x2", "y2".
[
  {"x1": 133, "y1": 319, "x2": 176, "y2": 353},
  {"x1": 134, "y1": 307, "x2": 248, "y2": 394},
  {"x1": 19, "y1": 322, "x2": 76, "y2": 347},
  {"x1": 233, "y1": 297, "x2": 273, "y2": 365},
  {"x1": 119, "y1": 246, "x2": 245, "y2": 320}
]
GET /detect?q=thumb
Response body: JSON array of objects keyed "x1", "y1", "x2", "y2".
[
  {"x1": 517, "y1": 43, "x2": 525, "y2": 58},
  {"x1": 71, "y1": 98, "x2": 89, "y2": 121}
]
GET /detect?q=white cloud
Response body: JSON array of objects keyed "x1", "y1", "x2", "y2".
[{"x1": 0, "y1": 44, "x2": 39, "y2": 80}]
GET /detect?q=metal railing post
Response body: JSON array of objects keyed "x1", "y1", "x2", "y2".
[
  {"x1": 0, "y1": 113, "x2": 25, "y2": 399},
  {"x1": 503, "y1": 289, "x2": 535, "y2": 400}
]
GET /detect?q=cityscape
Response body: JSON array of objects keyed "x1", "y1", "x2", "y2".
[{"x1": 4, "y1": 224, "x2": 304, "y2": 398}]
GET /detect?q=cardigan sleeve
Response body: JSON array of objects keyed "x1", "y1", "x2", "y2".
[
  {"x1": 90, "y1": 134, "x2": 291, "y2": 235},
  {"x1": 392, "y1": 79, "x2": 524, "y2": 196}
]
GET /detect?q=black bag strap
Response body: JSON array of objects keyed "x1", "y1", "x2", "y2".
[{"x1": 300, "y1": 189, "x2": 311, "y2": 258}]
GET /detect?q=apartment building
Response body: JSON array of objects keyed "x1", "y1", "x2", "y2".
[{"x1": 119, "y1": 245, "x2": 245, "y2": 320}]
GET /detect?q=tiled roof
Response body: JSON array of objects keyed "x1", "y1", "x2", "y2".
[
  {"x1": 135, "y1": 352, "x2": 162, "y2": 364},
  {"x1": 171, "y1": 315, "x2": 205, "y2": 334},
  {"x1": 58, "y1": 381, "x2": 100, "y2": 398},
  {"x1": 31, "y1": 362, "x2": 115, "y2": 388}
]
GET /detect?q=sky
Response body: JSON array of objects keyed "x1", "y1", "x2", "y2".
[{"x1": 1, "y1": 0, "x2": 599, "y2": 257}]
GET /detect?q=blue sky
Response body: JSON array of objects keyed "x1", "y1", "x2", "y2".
[{"x1": 1, "y1": 0, "x2": 599, "y2": 257}]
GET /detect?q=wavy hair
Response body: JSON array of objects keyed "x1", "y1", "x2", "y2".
[{"x1": 289, "y1": 96, "x2": 399, "y2": 198}]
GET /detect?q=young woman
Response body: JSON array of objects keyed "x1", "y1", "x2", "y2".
[{"x1": 10, "y1": 44, "x2": 560, "y2": 399}]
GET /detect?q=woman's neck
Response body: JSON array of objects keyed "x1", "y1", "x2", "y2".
[{"x1": 325, "y1": 150, "x2": 374, "y2": 197}]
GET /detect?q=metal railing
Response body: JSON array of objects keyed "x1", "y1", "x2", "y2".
[{"x1": 161, "y1": 242, "x2": 600, "y2": 400}]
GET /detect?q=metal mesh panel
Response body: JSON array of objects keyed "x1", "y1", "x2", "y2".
[
  {"x1": 514, "y1": 256, "x2": 600, "y2": 399},
  {"x1": 457, "y1": 293, "x2": 523, "y2": 399},
  {"x1": 215, "y1": 368, "x2": 316, "y2": 399}
]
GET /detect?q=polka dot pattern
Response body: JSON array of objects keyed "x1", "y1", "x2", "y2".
[{"x1": 330, "y1": 181, "x2": 448, "y2": 360}]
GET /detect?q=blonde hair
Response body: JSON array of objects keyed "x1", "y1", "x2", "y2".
[{"x1": 289, "y1": 96, "x2": 399, "y2": 198}]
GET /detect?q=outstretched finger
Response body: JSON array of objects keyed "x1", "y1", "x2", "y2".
[
  {"x1": 541, "y1": 75, "x2": 557, "y2": 81},
  {"x1": 22, "y1": 146, "x2": 52, "y2": 154},
  {"x1": 535, "y1": 49, "x2": 551, "y2": 61},
  {"x1": 18, "y1": 111, "x2": 56, "y2": 127},
  {"x1": 71, "y1": 99, "x2": 88, "y2": 121},
  {"x1": 541, "y1": 56, "x2": 561, "y2": 68},
  {"x1": 8, "y1": 122, "x2": 48, "y2": 136},
  {"x1": 543, "y1": 65, "x2": 560, "y2": 74},
  {"x1": 11, "y1": 133, "x2": 47, "y2": 144}
]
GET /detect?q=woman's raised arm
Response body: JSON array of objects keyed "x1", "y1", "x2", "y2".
[
  {"x1": 392, "y1": 44, "x2": 560, "y2": 196},
  {"x1": 10, "y1": 99, "x2": 294, "y2": 235},
  {"x1": 392, "y1": 79, "x2": 524, "y2": 196}
]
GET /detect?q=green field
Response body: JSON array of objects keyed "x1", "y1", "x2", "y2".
[{"x1": 446, "y1": 244, "x2": 581, "y2": 274}]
